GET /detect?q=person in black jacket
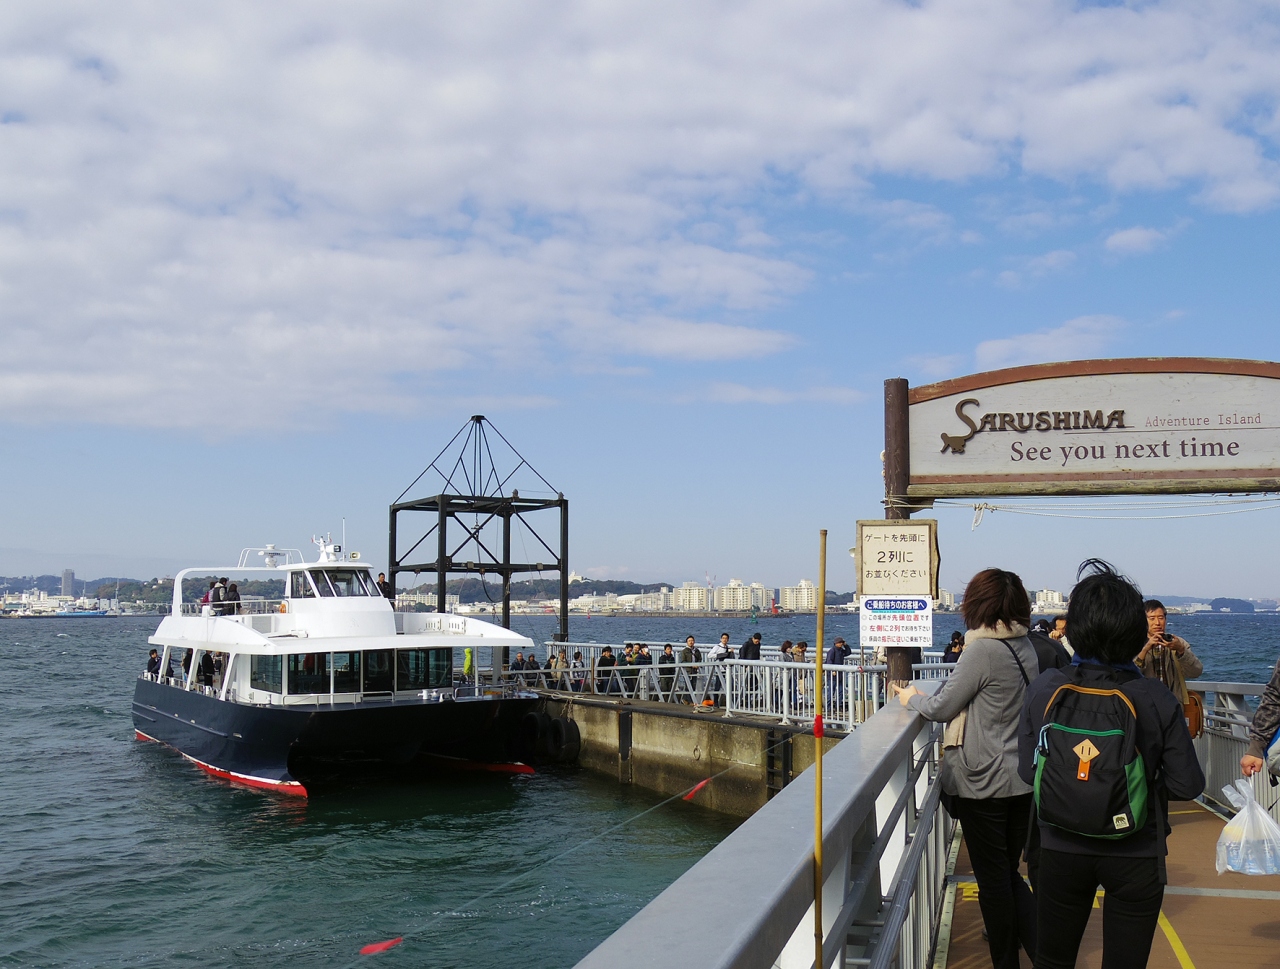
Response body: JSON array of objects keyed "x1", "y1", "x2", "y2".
[
  {"x1": 146, "y1": 649, "x2": 161, "y2": 676},
  {"x1": 1018, "y1": 560, "x2": 1204, "y2": 969},
  {"x1": 740, "y1": 632, "x2": 762, "y2": 660}
]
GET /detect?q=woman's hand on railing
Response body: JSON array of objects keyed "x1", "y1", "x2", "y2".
[{"x1": 892, "y1": 683, "x2": 920, "y2": 706}]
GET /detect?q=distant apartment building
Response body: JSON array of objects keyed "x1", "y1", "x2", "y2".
[
  {"x1": 936, "y1": 589, "x2": 955, "y2": 610},
  {"x1": 1033, "y1": 589, "x2": 1066, "y2": 613},
  {"x1": 396, "y1": 591, "x2": 461, "y2": 611},
  {"x1": 779, "y1": 579, "x2": 818, "y2": 612},
  {"x1": 673, "y1": 581, "x2": 709, "y2": 612},
  {"x1": 62, "y1": 570, "x2": 75, "y2": 597},
  {"x1": 714, "y1": 579, "x2": 751, "y2": 611}
]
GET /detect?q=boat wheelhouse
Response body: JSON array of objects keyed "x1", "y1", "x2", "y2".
[{"x1": 132, "y1": 542, "x2": 538, "y2": 794}]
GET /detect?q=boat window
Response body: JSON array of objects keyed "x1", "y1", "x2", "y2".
[
  {"x1": 290, "y1": 572, "x2": 316, "y2": 598},
  {"x1": 354, "y1": 571, "x2": 378, "y2": 596},
  {"x1": 288, "y1": 653, "x2": 329, "y2": 694},
  {"x1": 332, "y1": 652, "x2": 361, "y2": 692},
  {"x1": 250, "y1": 655, "x2": 283, "y2": 693},
  {"x1": 397, "y1": 648, "x2": 452, "y2": 690},
  {"x1": 363, "y1": 650, "x2": 394, "y2": 692},
  {"x1": 308, "y1": 570, "x2": 337, "y2": 597},
  {"x1": 323, "y1": 570, "x2": 370, "y2": 597},
  {"x1": 429, "y1": 648, "x2": 453, "y2": 687}
]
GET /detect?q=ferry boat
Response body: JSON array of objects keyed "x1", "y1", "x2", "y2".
[{"x1": 132, "y1": 542, "x2": 539, "y2": 795}]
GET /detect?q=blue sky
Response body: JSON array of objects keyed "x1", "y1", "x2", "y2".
[{"x1": 3, "y1": 1, "x2": 1280, "y2": 597}]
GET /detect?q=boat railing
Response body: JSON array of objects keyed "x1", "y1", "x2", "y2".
[
  {"x1": 176, "y1": 600, "x2": 286, "y2": 617},
  {"x1": 575, "y1": 684, "x2": 952, "y2": 969},
  {"x1": 1193, "y1": 680, "x2": 1278, "y2": 825}
]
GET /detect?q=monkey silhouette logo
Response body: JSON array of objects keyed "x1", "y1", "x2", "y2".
[{"x1": 940, "y1": 398, "x2": 980, "y2": 454}]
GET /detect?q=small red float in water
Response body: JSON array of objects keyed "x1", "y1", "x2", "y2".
[
  {"x1": 359, "y1": 937, "x2": 404, "y2": 955},
  {"x1": 683, "y1": 778, "x2": 710, "y2": 801}
]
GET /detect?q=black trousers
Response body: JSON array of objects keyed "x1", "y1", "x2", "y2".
[
  {"x1": 1034, "y1": 848, "x2": 1163, "y2": 969},
  {"x1": 952, "y1": 794, "x2": 1036, "y2": 969}
]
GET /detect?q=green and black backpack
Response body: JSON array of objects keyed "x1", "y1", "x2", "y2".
[{"x1": 1033, "y1": 670, "x2": 1149, "y2": 839}]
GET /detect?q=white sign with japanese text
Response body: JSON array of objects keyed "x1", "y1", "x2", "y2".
[
  {"x1": 856, "y1": 519, "x2": 939, "y2": 598},
  {"x1": 859, "y1": 596, "x2": 933, "y2": 663}
]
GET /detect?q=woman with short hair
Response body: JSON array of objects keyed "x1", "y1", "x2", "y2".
[{"x1": 895, "y1": 569, "x2": 1038, "y2": 969}]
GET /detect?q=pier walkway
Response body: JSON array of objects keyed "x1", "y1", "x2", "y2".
[
  {"x1": 575, "y1": 678, "x2": 1278, "y2": 969},
  {"x1": 940, "y1": 799, "x2": 1280, "y2": 969}
]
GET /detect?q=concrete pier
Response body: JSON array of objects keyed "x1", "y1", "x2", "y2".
[{"x1": 539, "y1": 694, "x2": 841, "y2": 816}]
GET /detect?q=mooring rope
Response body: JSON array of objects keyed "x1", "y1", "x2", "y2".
[{"x1": 343, "y1": 731, "x2": 801, "y2": 964}]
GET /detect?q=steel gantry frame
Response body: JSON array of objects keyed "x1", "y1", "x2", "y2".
[{"x1": 388, "y1": 416, "x2": 569, "y2": 643}]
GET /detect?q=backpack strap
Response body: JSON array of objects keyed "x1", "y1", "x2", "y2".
[{"x1": 1001, "y1": 639, "x2": 1031, "y2": 685}]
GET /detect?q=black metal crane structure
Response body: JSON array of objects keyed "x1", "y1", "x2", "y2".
[{"x1": 388, "y1": 416, "x2": 568, "y2": 648}]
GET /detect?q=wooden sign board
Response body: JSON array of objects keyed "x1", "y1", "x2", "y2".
[
  {"x1": 855, "y1": 519, "x2": 939, "y2": 598},
  {"x1": 907, "y1": 358, "x2": 1280, "y2": 498}
]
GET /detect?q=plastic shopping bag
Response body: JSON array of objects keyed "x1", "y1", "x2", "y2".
[{"x1": 1215, "y1": 778, "x2": 1280, "y2": 875}]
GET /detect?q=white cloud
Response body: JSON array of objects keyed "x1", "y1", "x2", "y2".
[
  {"x1": 0, "y1": 2, "x2": 1278, "y2": 424},
  {"x1": 975, "y1": 315, "x2": 1125, "y2": 370},
  {"x1": 995, "y1": 247, "x2": 1076, "y2": 287},
  {"x1": 1105, "y1": 226, "x2": 1168, "y2": 254}
]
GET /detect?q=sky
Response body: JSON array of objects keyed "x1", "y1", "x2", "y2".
[{"x1": 3, "y1": 1, "x2": 1280, "y2": 598}]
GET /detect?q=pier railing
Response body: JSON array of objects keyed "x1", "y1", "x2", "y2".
[
  {"x1": 511, "y1": 651, "x2": 954, "y2": 729},
  {"x1": 1193, "y1": 680, "x2": 1278, "y2": 825},
  {"x1": 574, "y1": 685, "x2": 953, "y2": 969}
]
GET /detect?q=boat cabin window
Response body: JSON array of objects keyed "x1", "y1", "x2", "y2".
[
  {"x1": 309, "y1": 570, "x2": 337, "y2": 597},
  {"x1": 288, "y1": 653, "x2": 329, "y2": 693},
  {"x1": 364, "y1": 649, "x2": 394, "y2": 692},
  {"x1": 290, "y1": 572, "x2": 316, "y2": 598},
  {"x1": 322, "y1": 570, "x2": 375, "y2": 597},
  {"x1": 397, "y1": 648, "x2": 453, "y2": 690},
  {"x1": 332, "y1": 652, "x2": 361, "y2": 692},
  {"x1": 250, "y1": 654, "x2": 283, "y2": 693}
]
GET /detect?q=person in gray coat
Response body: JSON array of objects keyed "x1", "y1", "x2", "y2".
[{"x1": 894, "y1": 569, "x2": 1036, "y2": 969}]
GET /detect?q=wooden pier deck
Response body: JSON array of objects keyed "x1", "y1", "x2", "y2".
[{"x1": 939, "y1": 800, "x2": 1280, "y2": 968}]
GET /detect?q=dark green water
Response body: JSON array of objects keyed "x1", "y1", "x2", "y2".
[{"x1": 0, "y1": 618, "x2": 739, "y2": 968}]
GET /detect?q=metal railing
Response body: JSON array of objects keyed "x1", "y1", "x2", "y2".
[
  {"x1": 176, "y1": 600, "x2": 285, "y2": 617},
  {"x1": 511, "y1": 654, "x2": 954, "y2": 729},
  {"x1": 574, "y1": 685, "x2": 953, "y2": 969},
  {"x1": 1193, "y1": 680, "x2": 1278, "y2": 825}
]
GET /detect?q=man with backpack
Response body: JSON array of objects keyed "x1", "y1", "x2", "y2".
[{"x1": 1018, "y1": 560, "x2": 1203, "y2": 969}]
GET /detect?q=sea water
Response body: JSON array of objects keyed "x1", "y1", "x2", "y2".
[
  {"x1": 2, "y1": 613, "x2": 1274, "y2": 968},
  {"x1": 0, "y1": 618, "x2": 738, "y2": 969}
]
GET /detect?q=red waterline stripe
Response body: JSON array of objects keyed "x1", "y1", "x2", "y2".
[
  {"x1": 135, "y1": 730, "x2": 306, "y2": 795},
  {"x1": 183, "y1": 754, "x2": 308, "y2": 796}
]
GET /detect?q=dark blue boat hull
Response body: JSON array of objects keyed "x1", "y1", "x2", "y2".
[{"x1": 132, "y1": 678, "x2": 536, "y2": 793}]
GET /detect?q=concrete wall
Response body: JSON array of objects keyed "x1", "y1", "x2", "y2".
[{"x1": 541, "y1": 696, "x2": 840, "y2": 817}]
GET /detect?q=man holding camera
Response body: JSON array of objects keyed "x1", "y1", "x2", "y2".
[{"x1": 1135, "y1": 599, "x2": 1203, "y2": 703}]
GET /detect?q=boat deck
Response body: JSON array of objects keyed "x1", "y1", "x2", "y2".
[{"x1": 940, "y1": 800, "x2": 1280, "y2": 968}]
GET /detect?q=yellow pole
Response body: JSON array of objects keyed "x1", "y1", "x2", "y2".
[{"x1": 814, "y1": 528, "x2": 828, "y2": 969}]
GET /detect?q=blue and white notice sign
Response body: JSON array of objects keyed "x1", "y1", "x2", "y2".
[{"x1": 859, "y1": 596, "x2": 933, "y2": 663}]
